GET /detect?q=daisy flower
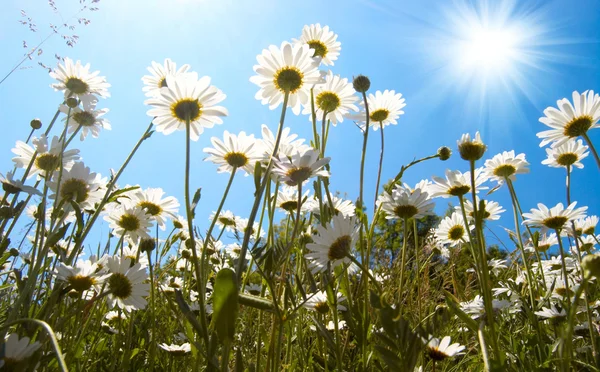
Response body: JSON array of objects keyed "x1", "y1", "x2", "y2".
[
  {"x1": 145, "y1": 72, "x2": 228, "y2": 141},
  {"x1": 523, "y1": 202, "x2": 588, "y2": 231},
  {"x1": 303, "y1": 290, "x2": 347, "y2": 313},
  {"x1": 305, "y1": 214, "x2": 358, "y2": 273},
  {"x1": 124, "y1": 187, "x2": 179, "y2": 230},
  {"x1": 309, "y1": 195, "x2": 356, "y2": 218},
  {"x1": 0, "y1": 171, "x2": 41, "y2": 195},
  {"x1": 429, "y1": 168, "x2": 488, "y2": 199},
  {"x1": 260, "y1": 124, "x2": 309, "y2": 160},
  {"x1": 272, "y1": 148, "x2": 330, "y2": 187},
  {"x1": 50, "y1": 57, "x2": 111, "y2": 99},
  {"x1": 488, "y1": 258, "x2": 508, "y2": 276},
  {"x1": 457, "y1": 131, "x2": 487, "y2": 161},
  {"x1": 49, "y1": 161, "x2": 106, "y2": 211},
  {"x1": 422, "y1": 335, "x2": 465, "y2": 361},
  {"x1": 210, "y1": 210, "x2": 238, "y2": 232},
  {"x1": 435, "y1": 212, "x2": 473, "y2": 247},
  {"x1": 575, "y1": 235, "x2": 597, "y2": 254},
  {"x1": 455, "y1": 197, "x2": 505, "y2": 221},
  {"x1": 122, "y1": 245, "x2": 149, "y2": 268},
  {"x1": 302, "y1": 71, "x2": 358, "y2": 125},
  {"x1": 60, "y1": 96, "x2": 110, "y2": 141},
  {"x1": 573, "y1": 216, "x2": 599, "y2": 236},
  {"x1": 483, "y1": 150, "x2": 529, "y2": 184},
  {"x1": 104, "y1": 205, "x2": 153, "y2": 241},
  {"x1": 0, "y1": 333, "x2": 41, "y2": 369},
  {"x1": 275, "y1": 185, "x2": 312, "y2": 214},
  {"x1": 105, "y1": 256, "x2": 150, "y2": 311},
  {"x1": 293, "y1": 23, "x2": 341, "y2": 66},
  {"x1": 534, "y1": 305, "x2": 567, "y2": 320},
  {"x1": 525, "y1": 232, "x2": 558, "y2": 253},
  {"x1": 355, "y1": 90, "x2": 406, "y2": 130},
  {"x1": 203, "y1": 131, "x2": 263, "y2": 175},
  {"x1": 378, "y1": 184, "x2": 435, "y2": 220},
  {"x1": 249, "y1": 41, "x2": 321, "y2": 115},
  {"x1": 538, "y1": 90, "x2": 600, "y2": 148},
  {"x1": 234, "y1": 218, "x2": 265, "y2": 240},
  {"x1": 12, "y1": 135, "x2": 80, "y2": 179},
  {"x1": 223, "y1": 242, "x2": 252, "y2": 261},
  {"x1": 158, "y1": 343, "x2": 191, "y2": 356},
  {"x1": 542, "y1": 139, "x2": 589, "y2": 169},
  {"x1": 142, "y1": 58, "x2": 191, "y2": 97},
  {"x1": 55, "y1": 259, "x2": 106, "y2": 292}
]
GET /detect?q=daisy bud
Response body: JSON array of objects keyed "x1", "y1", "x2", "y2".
[
  {"x1": 437, "y1": 146, "x2": 451, "y2": 161},
  {"x1": 9, "y1": 248, "x2": 19, "y2": 257},
  {"x1": 582, "y1": 254, "x2": 600, "y2": 279},
  {"x1": 139, "y1": 238, "x2": 156, "y2": 252},
  {"x1": 457, "y1": 132, "x2": 486, "y2": 161},
  {"x1": 30, "y1": 118, "x2": 42, "y2": 130},
  {"x1": 66, "y1": 97, "x2": 79, "y2": 108},
  {"x1": 352, "y1": 75, "x2": 371, "y2": 93}
]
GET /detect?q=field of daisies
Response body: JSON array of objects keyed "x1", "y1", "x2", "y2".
[{"x1": 1, "y1": 23, "x2": 600, "y2": 371}]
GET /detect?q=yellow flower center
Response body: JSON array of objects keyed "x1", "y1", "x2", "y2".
[
  {"x1": 448, "y1": 225, "x2": 465, "y2": 241},
  {"x1": 314, "y1": 301, "x2": 330, "y2": 314},
  {"x1": 171, "y1": 98, "x2": 202, "y2": 122},
  {"x1": 328, "y1": 235, "x2": 352, "y2": 260},
  {"x1": 370, "y1": 109, "x2": 390, "y2": 122},
  {"x1": 307, "y1": 40, "x2": 328, "y2": 58},
  {"x1": 393, "y1": 205, "x2": 418, "y2": 219},
  {"x1": 556, "y1": 153, "x2": 578, "y2": 167},
  {"x1": 35, "y1": 153, "x2": 61, "y2": 172},
  {"x1": 286, "y1": 166, "x2": 313, "y2": 186},
  {"x1": 224, "y1": 152, "x2": 249, "y2": 168},
  {"x1": 273, "y1": 67, "x2": 304, "y2": 93},
  {"x1": 68, "y1": 274, "x2": 95, "y2": 292},
  {"x1": 60, "y1": 178, "x2": 89, "y2": 203},
  {"x1": 65, "y1": 77, "x2": 89, "y2": 95},
  {"x1": 493, "y1": 164, "x2": 516, "y2": 178},
  {"x1": 316, "y1": 91, "x2": 341, "y2": 113},
  {"x1": 138, "y1": 201, "x2": 162, "y2": 216},
  {"x1": 447, "y1": 185, "x2": 470, "y2": 197},
  {"x1": 108, "y1": 272, "x2": 133, "y2": 298},
  {"x1": 72, "y1": 111, "x2": 96, "y2": 127},
  {"x1": 563, "y1": 115, "x2": 593, "y2": 138},
  {"x1": 118, "y1": 213, "x2": 141, "y2": 232},
  {"x1": 280, "y1": 200, "x2": 298, "y2": 212},
  {"x1": 542, "y1": 216, "x2": 568, "y2": 230}
]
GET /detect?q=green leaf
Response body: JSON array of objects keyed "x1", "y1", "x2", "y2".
[
  {"x1": 107, "y1": 186, "x2": 140, "y2": 203},
  {"x1": 46, "y1": 223, "x2": 71, "y2": 248},
  {"x1": 210, "y1": 268, "x2": 239, "y2": 343},
  {"x1": 444, "y1": 290, "x2": 478, "y2": 332},
  {"x1": 190, "y1": 188, "x2": 202, "y2": 218},
  {"x1": 253, "y1": 161, "x2": 262, "y2": 192}
]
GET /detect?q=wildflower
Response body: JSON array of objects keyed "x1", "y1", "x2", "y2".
[
  {"x1": 250, "y1": 41, "x2": 321, "y2": 115},
  {"x1": 538, "y1": 90, "x2": 600, "y2": 148},
  {"x1": 455, "y1": 197, "x2": 505, "y2": 221},
  {"x1": 0, "y1": 171, "x2": 41, "y2": 195},
  {"x1": 378, "y1": 184, "x2": 435, "y2": 220},
  {"x1": 488, "y1": 258, "x2": 508, "y2": 276},
  {"x1": 12, "y1": 135, "x2": 80, "y2": 178},
  {"x1": 355, "y1": 90, "x2": 406, "y2": 130},
  {"x1": 483, "y1": 150, "x2": 529, "y2": 184},
  {"x1": 0, "y1": 333, "x2": 41, "y2": 369},
  {"x1": 54, "y1": 259, "x2": 106, "y2": 292},
  {"x1": 275, "y1": 186, "x2": 312, "y2": 214},
  {"x1": 105, "y1": 256, "x2": 150, "y2": 311},
  {"x1": 429, "y1": 168, "x2": 488, "y2": 198},
  {"x1": 303, "y1": 290, "x2": 346, "y2": 313},
  {"x1": 259, "y1": 124, "x2": 309, "y2": 161},
  {"x1": 534, "y1": 305, "x2": 567, "y2": 320},
  {"x1": 309, "y1": 195, "x2": 356, "y2": 218},
  {"x1": 234, "y1": 218, "x2": 265, "y2": 240},
  {"x1": 435, "y1": 212, "x2": 473, "y2": 247},
  {"x1": 293, "y1": 24, "x2": 341, "y2": 66},
  {"x1": 122, "y1": 245, "x2": 149, "y2": 267},
  {"x1": 60, "y1": 96, "x2": 110, "y2": 140},
  {"x1": 523, "y1": 202, "x2": 588, "y2": 231},
  {"x1": 124, "y1": 187, "x2": 179, "y2": 230},
  {"x1": 302, "y1": 71, "x2": 358, "y2": 125},
  {"x1": 422, "y1": 335, "x2": 465, "y2": 361},
  {"x1": 203, "y1": 131, "x2": 263, "y2": 175},
  {"x1": 145, "y1": 72, "x2": 228, "y2": 141},
  {"x1": 50, "y1": 57, "x2": 111, "y2": 99},
  {"x1": 142, "y1": 58, "x2": 191, "y2": 97},
  {"x1": 158, "y1": 343, "x2": 191, "y2": 356},
  {"x1": 104, "y1": 205, "x2": 153, "y2": 241},
  {"x1": 542, "y1": 139, "x2": 589, "y2": 169},
  {"x1": 49, "y1": 161, "x2": 106, "y2": 210},
  {"x1": 273, "y1": 148, "x2": 330, "y2": 186},
  {"x1": 306, "y1": 214, "x2": 358, "y2": 273},
  {"x1": 457, "y1": 131, "x2": 487, "y2": 161},
  {"x1": 210, "y1": 210, "x2": 237, "y2": 232},
  {"x1": 572, "y1": 216, "x2": 598, "y2": 236},
  {"x1": 525, "y1": 232, "x2": 558, "y2": 253}
]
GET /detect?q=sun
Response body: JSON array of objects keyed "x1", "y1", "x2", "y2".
[{"x1": 459, "y1": 27, "x2": 518, "y2": 74}]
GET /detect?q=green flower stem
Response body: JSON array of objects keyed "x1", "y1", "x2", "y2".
[
  {"x1": 321, "y1": 110, "x2": 329, "y2": 157},
  {"x1": 236, "y1": 91, "x2": 290, "y2": 280},
  {"x1": 582, "y1": 132, "x2": 600, "y2": 171},
  {"x1": 397, "y1": 218, "x2": 409, "y2": 306},
  {"x1": 413, "y1": 219, "x2": 422, "y2": 321},
  {"x1": 505, "y1": 178, "x2": 537, "y2": 307},
  {"x1": 69, "y1": 121, "x2": 154, "y2": 264},
  {"x1": 373, "y1": 122, "x2": 384, "y2": 212},
  {"x1": 554, "y1": 229, "x2": 571, "y2": 306},
  {"x1": 183, "y1": 117, "x2": 210, "y2": 347},
  {"x1": 310, "y1": 89, "x2": 320, "y2": 152},
  {"x1": 358, "y1": 91, "x2": 371, "y2": 370},
  {"x1": 147, "y1": 249, "x2": 157, "y2": 372},
  {"x1": 563, "y1": 279, "x2": 586, "y2": 370}
]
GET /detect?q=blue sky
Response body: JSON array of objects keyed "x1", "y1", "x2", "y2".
[{"x1": 1, "y1": 0, "x2": 599, "y2": 251}]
